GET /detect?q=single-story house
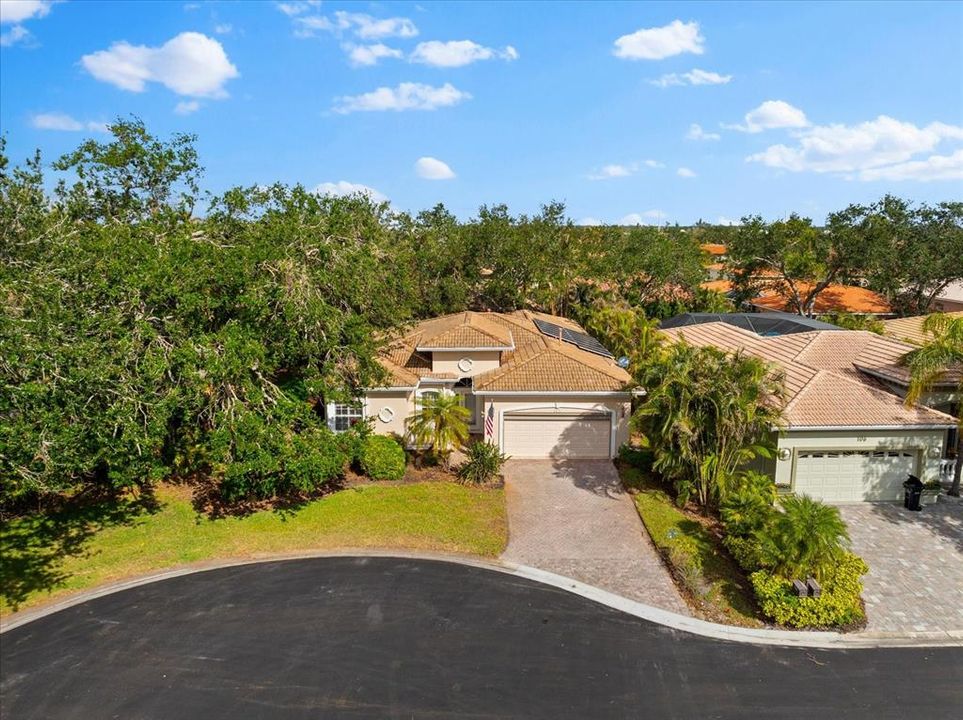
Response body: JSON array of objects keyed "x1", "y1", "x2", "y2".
[
  {"x1": 932, "y1": 281, "x2": 963, "y2": 313},
  {"x1": 330, "y1": 311, "x2": 637, "y2": 459},
  {"x1": 883, "y1": 310, "x2": 963, "y2": 346},
  {"x1": 659, "y1": 320, "x2": 958, "y2": 502},
  {"x1": 701, "y1": 280, "x2": 894, "y2": 317}
]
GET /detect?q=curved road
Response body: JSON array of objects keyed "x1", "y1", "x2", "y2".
[{"x1": 2, "y1": 557, "x2": 961, "y2": 719}]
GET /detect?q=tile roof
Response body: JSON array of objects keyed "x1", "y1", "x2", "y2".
[
  {"x1": 659, "y1": 322, "x2": 956, "y2": 428},
  {"x1": 701, "y1": 243, "x2": 727, "y2": 256},
  {"x1": 378, "y1": 311, "x2": 632, "y2": 392},
  {"x1": 750, "y1": 282, "x2": 892, "y2": 315},
  {"x1": 883, "y1": 311, "x2": 963, "y2": 346},
  {"x1": 412, "y1": 312, "x2": 514, "y2": 349}
]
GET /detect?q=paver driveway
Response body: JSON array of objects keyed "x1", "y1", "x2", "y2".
[
  {"x1": 501, "y1": 459, "x2": 688, "y2": 614},
  {"x1": 838, "y1": 500, "x2": 963, "y2": 634}
]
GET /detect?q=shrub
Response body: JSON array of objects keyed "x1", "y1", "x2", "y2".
[
  {"x1": 750, "y1": 553, "x2": 868, "y2": 628},
  {"x1": 723, "y1": 535, "x2": 767, "y2": 573},
  {"x1": 720, "y1": 472, "x2": 776, "y2": 538},
  {"x1": 359, "y1": 435, "x2": 406, "y2": 481},
  {"x1": 337, "y1": 420, "x2": 372, "y2": 467},
  {"x1": 759, "y1": 495, "x2": 850, "y2": 581},
  {"x1": 457, "y1": 441, "x2": 508, "y2": 485}
]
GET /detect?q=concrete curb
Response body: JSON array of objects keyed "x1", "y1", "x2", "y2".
[{"x1": 2, "y1": 550, "x2": 960, "y2": 648}]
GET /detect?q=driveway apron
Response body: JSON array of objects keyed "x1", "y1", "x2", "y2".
[{"x1": 500, "y1": 459, "x2": 689, "y2": 615}]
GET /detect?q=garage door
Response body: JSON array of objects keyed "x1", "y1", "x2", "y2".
[
  {"x1": 793, "y1": 450, "x2": 918, "y2": 502},
  {"x1": 502, "y1": 414, "x2": 611, "y2": 459}
]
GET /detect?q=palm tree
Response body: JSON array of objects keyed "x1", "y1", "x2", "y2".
[
  {"x1": 762, "y1": 495, "x2": 850, "y2": 581},
  {"x1": 406, "y1": 392, "x2": 471, "y2": 469},
  {"x1": 635, "y1": 343, "x2": 785, "y2": 512},
  {"x1": 903, "y1": 313, "x2": 963, "y2": 496}
]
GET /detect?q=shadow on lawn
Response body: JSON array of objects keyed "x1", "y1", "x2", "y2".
[{"x1": 0, "y1": 489, "x2": 159, "y2": 612}]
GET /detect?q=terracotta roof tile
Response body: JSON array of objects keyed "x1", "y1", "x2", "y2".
[
  {"x1": 659, "y1": 322, "x2": 955, "y2": 428},
  {"x1": 377, "y1": 310, "x2": 631, "y2": 392},
  {"x1": 883, "y1": 311, "x2": 963, "y2": 346}
]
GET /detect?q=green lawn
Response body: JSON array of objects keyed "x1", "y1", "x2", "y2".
[
  {"x1": 619, "y1": 462, "x2": 763, "y2": 627},
  {"x1": 1, "y1": 482, "x2": 507, "y2": 617}
]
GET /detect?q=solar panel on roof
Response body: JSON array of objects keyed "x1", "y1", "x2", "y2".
[{"x1": 533, "y1": 318, "x2": 615, "y2": 358}]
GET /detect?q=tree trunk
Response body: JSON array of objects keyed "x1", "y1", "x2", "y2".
[{"x1": 950, "y1": 432, "x2": 962, "y2": 498}]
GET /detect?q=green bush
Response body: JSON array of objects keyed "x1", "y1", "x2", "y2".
[
  {"x1": 360, "y1": 435, "x2": 406, "y2": 481},
  {"x1": 750, "y1": 553, "x2": 868, "y2": 628},
  {"x1": 337, "y1": 420, "x2": 373, "y2": 467},
  {"x1": 720, "y1": 473, "x2": 776, "y2": 538},
  {"x1": 723, "y1": 534, "x2": 767, "y2": 573},
  {"x1": 457, "y1": 441, "x2": 508, "y2": 485},
  {"x1": 759, "y1": 495, "x2": 850, "y2": 581}
]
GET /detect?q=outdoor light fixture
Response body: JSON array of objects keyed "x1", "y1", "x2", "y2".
[
  {"x1": 927, "y1": 446, "x2": 942, "y2": 459},
  {"x1": 777, "y1": 448, "x2": 791, "y2": 461}
]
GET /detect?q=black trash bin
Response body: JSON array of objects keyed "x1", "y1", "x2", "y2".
[{"x1": 903, "y1": 475, "x2": 924, "y2": 511}]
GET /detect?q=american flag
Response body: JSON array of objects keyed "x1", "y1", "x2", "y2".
[{"x1": 484, "y1": 402, "x2": 495, "y2": 439}]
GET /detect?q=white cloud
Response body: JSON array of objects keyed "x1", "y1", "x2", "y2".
[
  {"x1": 613, "y1": 20, "x2": 704, "y2": 60},
  {"x1": 276, "y1": 1, "x2": 320, "y2": 17},
  {"x1": 0, "y1": 24, "x2": 29, "y2": 45},
  {"x1": 747, "y1": 116, "x2": 963, "y2": 181},
  {"x1": 588, "y1": 163, "x2": 635, "y2": 180},
  {"x1": 577, "y1": 217, "x2": 602, "y2": 226},
  {"x1": 650, "y1": 68, "x2": 732, "y2": 88},
  {"x1": 174, "y1": 100, "x2": 201, "y2": 115},
  {"x1": 334, "y1": 82, "x2": 470, "y2": 113},
  {"x1": 292, "y1": 9, "x2": 417, "y2": 40},
  {"x1": 0, "y1": 0, "x2": 51, "y2": 24},
  {"x1": 30, "y1": 112, "x2": 108, "y2": 132},
  {"x1": 214, "y1": 23, "x2": 232, "y2": 35},
  {"x1": 725, "y1": 100, "x2": 808, "y2": 133},
  {"x1": 677, "y1": 167, "x2": 697, "y2": 178},
  {"x1": 644, "y1": 159, "x2": 665, "y2": 168},
  {"x1": 415, "y1": 156, "x2": 456, "y2": 180},
  {"x1": 717, "y1": 216, "x2": 739, "y2": 226},
  {"x1": 81, "y1": 32, "x2": 239, "y2": 98},
  {"x1": 620, "y1": 210, "x2": 668, "y2": 225},
  {"x1": 686, "y1": 123, "x2": 720, "y2": 141},
  {"x1": 1, "y1": 0, "x2": 52, "y2": 46},
  {"x1": 857, "y1": 150, "x2": 963, "y2": 182},
  {"x1": 314, "y1": 180, "x2": 388, "y2": 203},
  {"x1": 344, "y1": 43, "x2": 403, "y2": 67},
  {"x1": 409, "y1": 40, "x2": 518, "y2": 67}
]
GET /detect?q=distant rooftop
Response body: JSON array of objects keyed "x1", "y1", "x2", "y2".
[{"x1": 660, "y1": 312, "x2": 842, "y2": 337}]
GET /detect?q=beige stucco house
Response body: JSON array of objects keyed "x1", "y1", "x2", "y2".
[
  {"x1": 660, "y1": 321, "x2": 959, "y2": 502},
  {"x1": 327, "y1": 311, "x2": 637, "y2": 459}
]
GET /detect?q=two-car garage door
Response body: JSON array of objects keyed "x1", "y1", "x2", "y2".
[
  {"x1": 502, "y1": 413, "x2": 611, "y2": 459},
  {"x1": 793, "y1": 450, "x2": 918, "y2": 502}
]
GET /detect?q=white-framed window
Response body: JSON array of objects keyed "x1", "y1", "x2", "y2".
[{"x1": 327, "y1": 403, "x2": 363, "y2": 432}]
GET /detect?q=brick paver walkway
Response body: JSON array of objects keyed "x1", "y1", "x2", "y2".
[
  {"x1": 500, "y1": 459, "x2": 689, "y2": 615},
  {"x1": 838, "y1": 500, "x2": 963, "y2": 634}
]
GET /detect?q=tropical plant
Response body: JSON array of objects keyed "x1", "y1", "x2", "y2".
[
  {"x1": 457, "y1": 441, "x2": 508, "y2": 485},
  {"x1": 720, "y1": 471, "x2": 776, "y2": 538},
  {"x1": 759, "y1": 495, "x2": 850, "y2": 581},
  {"x1": 634, "y1": 344, "x2": 784, "y2": 511},
  {"x1": 406, "y1": 392, "x2": 471, "y2": 469},
  {"x1": 359, "y1": 435, "x2": 406, "y2": 481},
  {"x1": 583, "y1": 305, "x2": 663, "y2": 375},
  {"x1": 819, "y1": 311, "x2": 884, "y2": 334},
  {"x1": 902, "y1": 312, "x2": 963, "y2": 496}
]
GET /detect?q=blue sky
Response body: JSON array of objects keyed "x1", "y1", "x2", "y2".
[{"x1": 1, "y1": 0, "x2": 961, "y2": 225}]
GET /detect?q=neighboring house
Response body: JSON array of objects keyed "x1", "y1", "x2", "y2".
[
  {"x1": 883, "y1": 311, "x2": 963, "y2": 346},
  {"x1": 701, "y1": 279, "x2": 894, "y2": 317},
  {"x1": 700, "y1": 243, "x2": 727, "y2": 281},
  {"x1": 660, "y1": 320, "x2": 958, "y2": 502},
  {"x1": 932, "y1": 281, "x2": 963, "y2": 313},
  {"x1": 661, "y1": 312, "x2": 842, "y2": 337},
  {"x1": 331, "y1": 311, "x2": 636, "y2": 459}
]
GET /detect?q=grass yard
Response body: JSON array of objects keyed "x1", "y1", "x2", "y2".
[
  {"x1": 619, "y1": 461, "x2": 763, "y2": 628},
  {"x1": 1, "y1": 482, "x2": 507, "y2": 617}
]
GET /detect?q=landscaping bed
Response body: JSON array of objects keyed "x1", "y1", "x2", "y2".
[
  {"x1": 618, "y1": 460, "x2": 764, "y2": 627},
  {"x1": 1, "y1": 481, "x2": 508, "y2": 618}
]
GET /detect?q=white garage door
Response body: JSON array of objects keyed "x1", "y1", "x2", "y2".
[
  {"x1": 793, "y1": 450, "x2": 918, "y2": 502},
  {"x1": 502, "y1": 414, "x2": 611, "y2": 459}
]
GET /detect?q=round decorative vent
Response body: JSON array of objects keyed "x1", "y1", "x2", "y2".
[
  {"x1": 457, "y1": 357, "x2": 474, "y2": 373},
  {"x1": 377, "y1": 407, "x2": 395, "y2": 423}
]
